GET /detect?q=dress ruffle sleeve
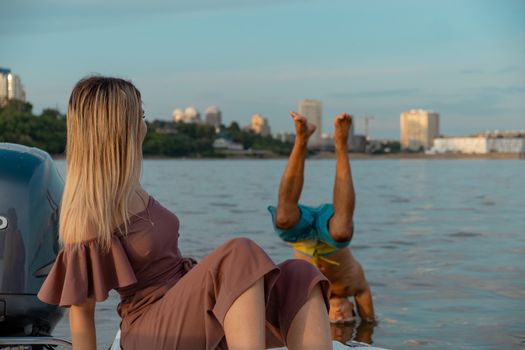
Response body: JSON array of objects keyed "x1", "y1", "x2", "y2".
[{"x1": 37, "y1": 236, "x2": 138, "y2": 307}]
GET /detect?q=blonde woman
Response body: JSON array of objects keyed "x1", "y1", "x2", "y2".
[{"x1": 37, "y1": 77, "x2": 332, "y2": 350}]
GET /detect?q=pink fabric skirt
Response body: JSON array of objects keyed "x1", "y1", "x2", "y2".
[{"x1": 120, "y1": 238, "x2": 330, "y2": 350}]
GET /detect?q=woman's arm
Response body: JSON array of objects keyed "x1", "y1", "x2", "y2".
[{"x1": 69, "y1": 297, "x2": 97, "y2": 350}]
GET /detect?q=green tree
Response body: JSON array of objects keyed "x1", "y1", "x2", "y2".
[
  {"x1": 0, "y1": 99, "x2": 292, "y2": 157},
  {"x1": 0, "y1": 100, "x2": 66, "y2": 154}
]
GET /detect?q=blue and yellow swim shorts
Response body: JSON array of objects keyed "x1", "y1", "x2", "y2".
[{"x1": 267, "y1": 203, "x2": 353, "y2": 266}]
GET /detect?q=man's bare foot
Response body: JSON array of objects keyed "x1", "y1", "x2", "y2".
[
  {"x1": 329, "y1": 297, "x2": 356, "y2": 324},
  {"x1": 290, "y1": 111, "x2": 316, "y2": 144},
  {"x1": 334, "y1": 113, "x2": 352, "y2": 149}
]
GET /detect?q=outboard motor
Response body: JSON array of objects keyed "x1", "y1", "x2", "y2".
[{"x1": 0, "y1": 143, "x2": 70, "y2": 348}]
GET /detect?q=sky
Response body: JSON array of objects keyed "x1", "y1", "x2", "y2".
[{"x1": 1, "y1": 0, "x2": 524, "y2": 138}]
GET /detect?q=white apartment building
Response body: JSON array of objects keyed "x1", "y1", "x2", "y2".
[
  {"x1": 400, "y1": 109, "x2": 439, "y2": 151},
  {"x1": 172, "y1": 107, "x2": 201, "y2": 123},
  {"x1": 250, "y1": 114, "x2": 271, "y2": 136},
  {"x1": 298, "y1": 99, "x2": 322, "y2": 149},
  {"x1": 204, "y1": 106, "x2": 222, "y2": 130},
  {"x1": 431, "y1": 137, "x2": 525, "y2": 154},
  {"x1": 0, "y1": 68, "x2": 26, "y2": 103}
]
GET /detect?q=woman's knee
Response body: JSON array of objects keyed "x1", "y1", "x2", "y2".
[
  {"x1": 223, "y1": 237, "x2": 258, "y2": 250},
  {"x1": 219, "y1": 237, "x2": 269, "y2": 261},
  {"x1": 280, "y1": 259, "x2": 324, "y2": 281},
  {"x1": 282, "y1": 259, "x2": 330, "y2": 300}
]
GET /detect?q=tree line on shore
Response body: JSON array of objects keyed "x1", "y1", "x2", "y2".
[{"x1": 0, "y1": 100, "x2": 293, "y2": 157}]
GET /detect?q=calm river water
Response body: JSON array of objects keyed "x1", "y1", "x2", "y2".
[{"x1": 51, "y1": 159, "x2": 525, "y2": 350}]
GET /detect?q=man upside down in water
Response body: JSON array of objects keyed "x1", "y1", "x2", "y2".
[{"x1": 269, "y1": 111, "x2": 375, "y2": 324}]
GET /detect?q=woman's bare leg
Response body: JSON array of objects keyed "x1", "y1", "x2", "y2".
[
  {"x1": 224, "y1": 278, "x2": 266, "y2": 350},
  {"x1": 329, "y1": 113, "x2": 356, "y2": 242},
  {"x1": 275, "y1": 111, "x2": 316, "y2": 229},
  {"x1": 287, "y1": 285, "x2": 333, "y2": 350}
]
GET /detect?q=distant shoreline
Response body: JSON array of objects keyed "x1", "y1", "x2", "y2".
[
  {"x1": 312, "y1": 152, "x2": 525, "y2": 160},
  {"x1": 52, "y1": 152, "x2": 525, "y2": 161}
]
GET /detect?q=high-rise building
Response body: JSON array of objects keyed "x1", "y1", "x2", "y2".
[
  {"x1": 204, "y1": 106, "x2": 222, "y2": 129},
  {"x1": 0, "y1": 68, "x2": 9, "y2": 101},
  {"x1": 172, "y1": 108, "x2": 185, "y2": 122},
  {"x1": 183, "y1": 107, "x2": 200, "y2": 123},
  {"x1": 250, "y1": 114, "x2": 271, "y2": 136},
  {"x1": 0, "y1": 68, "x2": 26, "y2": 104},
  {"x1": 298, "y1": 99, "x2": 322, "y2": 148},
  {"x1": 400, "y1": 109, "x2": 440, "y2": 151},
  {"x1": 274, "y1": 132, "x2": 295, "y2": 143},
  {"x1": 347, "y1": 119, "x2": 356, "y2": 149},
  {"x1": 321, "y1": 133, "x2": 334, "y2": 150},
  {"x1": 172, "y1": 106, "x2": 201, "y2": 123}
]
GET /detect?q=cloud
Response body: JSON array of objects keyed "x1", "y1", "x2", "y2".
[
  {"x1": 459, "y1": 66, "x2": 523, "y2": 75},
  {"x1": 422, "y1": 85, "x2": 525, "y2": 118},
  {"x1": 326, "y1": 88, "x2": 420, "y2": 99},
  {"x1": 0, "y1": 0, "x2": 313, "y2": 36},
  {"x1": 460, "y1": 69, "x2": 485, "y2": 75},
  {"x1": 497, "y1": 65, "x2": 520, "y2": 74},
  {"x1": 473, "y1": 85, "x2": 525, "y2": 95}
]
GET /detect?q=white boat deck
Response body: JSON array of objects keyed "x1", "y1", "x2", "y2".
[{"x1": 109, "y1": 330, "x2": 389, "y2": 350}]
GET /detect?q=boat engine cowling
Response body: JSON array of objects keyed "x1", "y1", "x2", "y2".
[{"x1": 0, "y1": 143, "x2": 64, "y2": 336}]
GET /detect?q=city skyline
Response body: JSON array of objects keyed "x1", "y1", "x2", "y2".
[
  {"x1": 1, "y1": 0, "x2": 524, "y2": 138},
  {"x1": 3, "y1": 66, "x2": 523, "y2": 142}
]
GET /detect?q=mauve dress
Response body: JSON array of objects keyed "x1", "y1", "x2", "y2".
[{"x1": 37, "y1": 196, "x2": 330, "y2": 349}]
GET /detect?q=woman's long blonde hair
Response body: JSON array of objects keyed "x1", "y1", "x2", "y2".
[{"x1": 60, "y1": 76, "x2": 143, "y2": 250}]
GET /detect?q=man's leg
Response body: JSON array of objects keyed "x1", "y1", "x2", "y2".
[
  {"x1": 329, "y1": 113, "x2": 356, "y2": 242},
  {"x1": 275, "y1": 111, "x2": 316, "y2": 229}
]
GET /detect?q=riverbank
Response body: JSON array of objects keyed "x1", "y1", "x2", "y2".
[
  {"x1": 52, "y1": 152, "x2": 524, "y2": 161},
  {"x1": 312, "y1": 152, "x2": 525, "y2": 160}
]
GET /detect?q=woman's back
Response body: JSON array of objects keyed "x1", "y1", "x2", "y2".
[{"x1": 38, "y1": 196, "x2": 197, "y2": 319}]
